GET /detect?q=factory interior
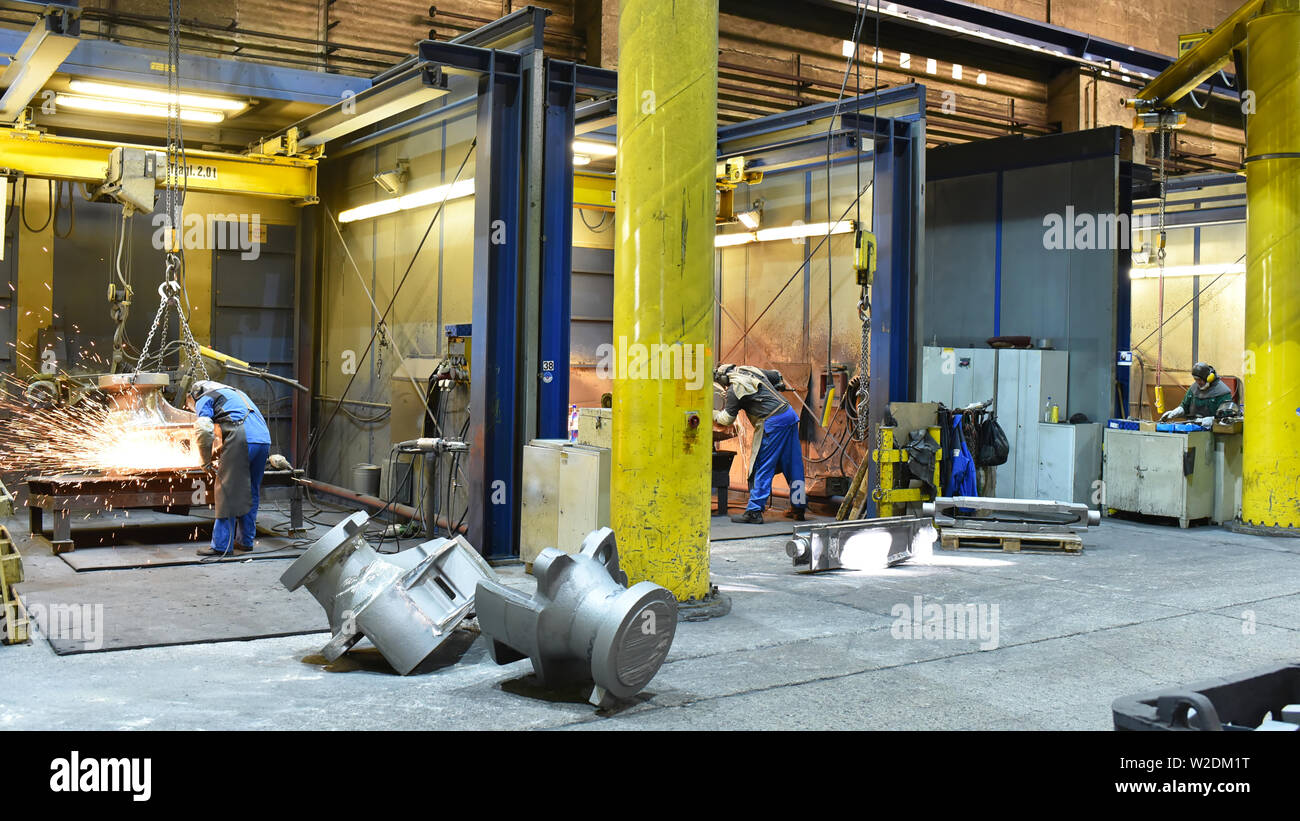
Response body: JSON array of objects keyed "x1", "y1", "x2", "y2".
[{"x1": 0, "y1": 0, "x2": 1298, "y2": 737}]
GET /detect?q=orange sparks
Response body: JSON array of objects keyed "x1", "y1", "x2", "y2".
[{"x1": 0, "y1": 374, "x2": 202, "y2": 476}]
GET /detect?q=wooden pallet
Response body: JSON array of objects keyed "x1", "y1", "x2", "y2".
[{"x1": 938, "y1": 526, "x2": 1083, "y2": 554}]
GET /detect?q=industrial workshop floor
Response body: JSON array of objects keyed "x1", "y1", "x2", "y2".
[{"x1": 3, "y1": 510, "x2": 1297, "y2": 730}]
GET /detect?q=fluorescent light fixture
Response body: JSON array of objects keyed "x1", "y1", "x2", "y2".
[
  {"x1": 952, "y1": 64, "x2": 963, "y2": 80},
  {"x1": 926, "y1": 58, "x2": 938, "y2": 74},
  {"x1": 338, "y1": 178, "x2": 475, "y2": 223},
  {"x1": 872, "y1": 49, "x2": 884, "y2": 63},
  {"x1": 337, "y1": 199, "x2": 400, "y2": 223},
  {"x1": 716, "y1": 220, "x2": 855, "y2": 247},
  {"x1": 54, "y1": 94, "x2": 225, "y2": 123},
  {"x1": 755, "y1": 220, "x2": 854, "y2": 242},
  {"x1": 572, "y1": 155, "x2": 591, "y2": 166},
  {"x1": 899, "y1": 52, "x2": 911, "y2": 69},
  {"x1": 1129, "y1": 263, "x2": 1246, "y2": 280},
  {"x1": 976, "y1": 72, "x2": 988, "y2": 86},
  {"x1": 68, "y1": 79, "x2": 248, "y2": 112},
  {"x1": 714, "y1": 232, "x2": 756, "y2": 248},
  {"x1": 842, "y1": 40, "x2": 856, "y2": 58},
  {"x1": 736, "y1": 210, "x2": 761, "y2": 230},
  {"x1": 572, "y1": 139, "x2": 616, "y2": 158}
]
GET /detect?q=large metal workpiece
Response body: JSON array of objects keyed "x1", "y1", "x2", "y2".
[
  {"x1": 786, "y1": 516, "x2": 935, "y2": 573},
  {"x1": 475, "y1": 528, "x2": 678, "y2": 708},
  {"x1": 281, "y1": 511, "x2": 497, "y2": 675},
  {"x1": 923, "y1": 497, "x2": 1101, "y2": 533}
]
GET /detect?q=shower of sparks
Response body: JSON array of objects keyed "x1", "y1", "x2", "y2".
[{"x1": 0, "y1": 373, "x2": 202, "y2": 476}]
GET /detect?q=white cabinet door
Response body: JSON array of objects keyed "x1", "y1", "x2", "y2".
[{"x1": 1102, "y1": 429, "x2": 1143, "y2": 511}]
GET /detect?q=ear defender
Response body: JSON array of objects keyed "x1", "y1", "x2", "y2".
[{"x1": 1206, "y1": 372, "x2": 1216, "y2": 383}]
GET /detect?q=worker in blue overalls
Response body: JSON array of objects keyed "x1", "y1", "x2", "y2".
[
  {"x1": 185, "y1": 380, "x2": 273, "y2": 557},
  {"x1": 713, "y1": 364, "x2": 806, "y2": 524}
]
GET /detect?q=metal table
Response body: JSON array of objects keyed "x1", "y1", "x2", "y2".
[{"x1": 25, "y1": 468, "x2": 305, "y2": 553}]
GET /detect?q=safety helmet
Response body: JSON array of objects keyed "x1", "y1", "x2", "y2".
[{"x1": 1191, "y1": 362, "x2": 1216, "y2": 383}]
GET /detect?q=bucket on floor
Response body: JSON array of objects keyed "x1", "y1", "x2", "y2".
[{"x1": 352, "y1": 463, "x2": 381, "y2": 498}]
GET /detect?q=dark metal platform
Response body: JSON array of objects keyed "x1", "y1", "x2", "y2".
[{"x1": 25, "y1": 469, "x2": 305, "y2": 553}]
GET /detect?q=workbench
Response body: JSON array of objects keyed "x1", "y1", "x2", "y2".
[
  {"x1": 25, "y1": 469, "x2": 306, "y2": 553},
  {"x1": 1102, "y1": 428, "x2": 1242, "y2": 527}
]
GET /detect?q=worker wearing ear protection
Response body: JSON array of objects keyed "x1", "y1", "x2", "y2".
[{"x1": 1161, "y1": 362, "x2": 1233, "y2": 421}]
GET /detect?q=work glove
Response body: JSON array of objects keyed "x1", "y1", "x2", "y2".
[{"x1": 1159, "y1": 409, "x2": 1181, "y2": 422}]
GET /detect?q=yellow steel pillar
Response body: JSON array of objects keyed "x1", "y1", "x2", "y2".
[
  {"x1": 611, "y1": 0, "x2": 717, "y2": 599},
  {"x1": 1241, "y1": 0, "x2": 1300, "y2": 529}
]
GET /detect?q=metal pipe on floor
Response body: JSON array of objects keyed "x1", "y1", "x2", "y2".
[
  {"x1": 296, "y1": 477, "x2": 468, "y2": 535},
  {"x1": 611, "y1": 0, "x2": 718, "y2": 600}
]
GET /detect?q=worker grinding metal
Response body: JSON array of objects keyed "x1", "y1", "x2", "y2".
[
  {"x1": 185, "y1": 380, "x2": 273, "y2": 557},
  {"x1": 1160, "y1": 362, "x2": 1234, "y2": 422},
  {"x1": 713, "y1": 364, "x2": 806, "y2": 524}
]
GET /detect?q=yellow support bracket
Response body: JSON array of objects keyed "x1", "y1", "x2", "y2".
[
  {"x1": 0, "y1": 129, "x2": 320, "y2": 204},
  {"x1": 1, "y1": 526, "x2": 29, "y2": 646},
  {"x1": 873, "y1": 425, "x2": 944, "y2": 518}
]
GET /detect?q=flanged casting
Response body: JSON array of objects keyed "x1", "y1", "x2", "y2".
[
  {"x1": 281, "y1": 511, "x2": 498, "y2": 674},
  {"x1": 475, "y1": 528, "x2": 677, "y2": 707}
]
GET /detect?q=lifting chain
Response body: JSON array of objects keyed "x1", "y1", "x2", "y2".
[
  {"x1": 854, "y1": 286, "x2": 870, "y2": 441},
  {"x1": 133, "y1": 0, "x2": 207, "y2": 385}
]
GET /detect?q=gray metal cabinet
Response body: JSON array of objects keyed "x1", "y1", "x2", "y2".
[
  {"x1": 1102, "y1": 429, "x2": 1215, "y2": 527},
  {"x1": 920, "y1": 347, "x2": 997, "y2": 410},
  {"x1": 1036, "y1": 422, "x2": 1102, "y2": 505},
  {"x1": 995, "y1": 349, "x2": 1069, "y2": 498}
]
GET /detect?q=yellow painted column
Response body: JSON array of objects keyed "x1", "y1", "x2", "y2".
[
  {"x1": 611, "y1": 0, "x2": 717, "y2": 599},
  {"x1": 15, "y1": 182, "x2": 55, "y2": 377},
  {"x1": 1241, "y1": 0, "x2": 1300, "y2": 529}
]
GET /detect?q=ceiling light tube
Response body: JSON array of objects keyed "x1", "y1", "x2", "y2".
[
  {"x1": 754, "y1": 220, "x2": 855, "y2": 242},
  {"x1": 338, "y1": 178, "x2": 476, "y2": 223},
  {"x1": 54, "y1": 94, "x2": 225, "y2": 123},
  {"x1": 714, "y1": 232, "x2": 756, "y2": 248},
  {"x1": 716, "y1": 220, "x2": 855, "y2": 247},
  {"x1": 68, "y1": 79, "x2": 248, "y2": 112},
  {"x1": 1129, "y1": 263, "x2": 1246, "y2": 279},
  {"x1": 572, "y1": 139, "x2": 617, "y2": 158}
]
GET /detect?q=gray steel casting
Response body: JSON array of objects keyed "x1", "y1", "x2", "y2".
[
  {"x1": 786, "y1": 516, "x2": 935, "y2": 573},
  {"x1": 475, "y1": 528, "x2": 677, "y2": 707},
  {"x1": 281, "y1": 511, "x2": 498, "y2": 675},
  {"x1": 923, "y1": 496, "x2": 1101, "y2": 533}
]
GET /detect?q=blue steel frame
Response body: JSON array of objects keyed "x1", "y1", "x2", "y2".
[
  {"x1": 467, "y1": 47, "x2": 523, "y2": 560},
  {"x1": 537, "y1": 60, "x2": 576, "y2": 439},
  {"x1": 720, "y1": 85, "x2": 926, "y2": 517},
  {"x1": 419, "y1": 41, "x2": 922, "y2": 552}
]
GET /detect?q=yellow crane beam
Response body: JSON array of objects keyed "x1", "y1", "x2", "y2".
[
  {"x1": 1134, "y1": 0, "x2": 1261, "y2": 107},
  {"x1": 0, "y1": 128, "x2": 320, "y2": 203}
]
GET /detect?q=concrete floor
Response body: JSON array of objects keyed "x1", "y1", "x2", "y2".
[{"x1": 2, "y1": 511, "x2": 1297, "y2": 730}]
